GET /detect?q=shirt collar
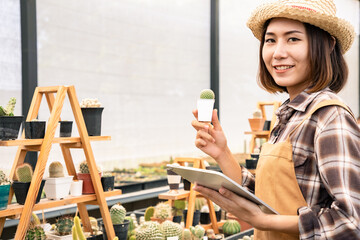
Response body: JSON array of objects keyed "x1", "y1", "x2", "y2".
[{"x1": 285, "y1": 88, "x2": 329, "y2": 112}]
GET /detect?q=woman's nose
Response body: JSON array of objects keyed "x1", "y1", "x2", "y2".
[{"x1": 273, "y1": 41, "x2": 288, "y2": 59}]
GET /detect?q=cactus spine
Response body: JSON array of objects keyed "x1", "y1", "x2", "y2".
[
  {"x1": 49, "y1": 161, "x2": 65, "y2": 178},
  {"x1": 154, "y1": 202, "x2": 172, "y2": 220},
  {"x1": 55, "y1": 216, "x2": 73, "y2": 236},
  {"x1": 110, "y1": 203, "x2": 126, "y2": 224},
  {"x1": 25, "y1": 223, "x2": 46, "y2": 240},
  {"x1": 222, "y1": 219, "x2": 241, "y2": 235},
  {"x1": 135, "y1": 221, "x2": 164, "y2": 240},
  {"x1": 15, "y1": 163, "x2": 33, "y2": 182},
  {"x1": 200, "y1": 89, "x2": 215, "y2": 99},
  {"x1": 160, "y1": 220, "x2": 182, "y2": 239},
  {"x1": 190, "y1": 225, "x2": 205, "y2": 239},
  {"x1": 79, "y1": 161, "x2": 89, "y2": 174}
]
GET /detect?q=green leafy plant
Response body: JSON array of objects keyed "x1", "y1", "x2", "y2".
[{"x1": 0, "y1": 97, "x2": 16, "y2": 116}]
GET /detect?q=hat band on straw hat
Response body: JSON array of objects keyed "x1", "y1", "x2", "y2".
[{"x1": 247, "y1": 0, "x2": 355, "y2": 53}]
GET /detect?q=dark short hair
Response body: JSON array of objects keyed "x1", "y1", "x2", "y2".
[{"x1": 258, "y1": 20, "x2": 348, "y2": 94}]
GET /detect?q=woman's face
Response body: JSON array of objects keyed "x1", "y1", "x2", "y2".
[{"x1": 262, "y1": 18, "x2": 311, "y2": 99}]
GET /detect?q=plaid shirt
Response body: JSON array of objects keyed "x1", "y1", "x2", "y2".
[{"x1": 242, "y1": 88, "x2": 360, "y2": 239}]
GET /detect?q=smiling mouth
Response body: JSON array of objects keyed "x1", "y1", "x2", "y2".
[{"x1": 274, "y1": 65, "x2": 294, "y2": 70}]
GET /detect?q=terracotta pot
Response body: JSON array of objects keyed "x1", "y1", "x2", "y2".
[
  {"x1": 77, "y1": 172, "x2": 101, "y2": 194},
  {"x1": 248, "y1": 118, "x2": 265, "y2": 132}
]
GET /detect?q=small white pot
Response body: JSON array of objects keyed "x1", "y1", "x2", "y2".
[
  {"x1": 45, "y1": 231, "x2": 73, "y2": 240},
  {"x1": 70, "y1": 180, "x2": 83, "y2": 197},
  {"x1": 44, "y1": 176, "x2": 73, "y2": 200},
  {"x1": 197, "y1": 99, "x2": 215, "y2": 122}
]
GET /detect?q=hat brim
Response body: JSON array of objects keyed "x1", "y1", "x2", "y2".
[{"x1": 247, "y1": 3, "x2": 355, "y2": 53}]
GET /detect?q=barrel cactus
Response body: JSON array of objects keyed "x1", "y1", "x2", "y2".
[
  {"x1": 25, "y1": 223, "x2": 46, "y2": 240},
  {"x1": 200, "y1": 89, "x2": 215, "y2": 99},
  {"x1": 154, "y1": 202, "x2": 172, "y2": 220},
  {"x1": 136, "y1": 221, "x2": 164, "y2": 240},
  {"x1": 0, "y1": 170, "x2": 10, "y2": 185},
  {"x1": 183, "y1": 228, "x2": 192, "y2": 240},
  {"x1": 222, "y1": 219, "x2": 241, "y2": 236},
  {"x1": 160, "y1": 220, "x2": 182, "y2": 239},
  {"x1": 15, "y1": 163, "x2": 33, "y2": 182},
  {"x1": 110, "y1": 203, "x2": 126, "y2": 224},
  {"x1": 49, "y1": 161, "x2": 65, "y2": 178},
  {"x1": 79, "y1": 161, "x2": 89, "y2": 174},
  {"x1": 190, "y1": 225, "x2": 205, "y2": 239},
  {"x1": 55, "y1": 216, "x2": 74, "y2": 236}
]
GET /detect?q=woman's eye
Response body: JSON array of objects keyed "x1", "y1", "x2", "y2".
[
  {"x1": 289, "y1": 37, "x2": 300, "y2": 42},
  {"x1": 265, "y1": 38, "x2": 275, "y2": 43}
]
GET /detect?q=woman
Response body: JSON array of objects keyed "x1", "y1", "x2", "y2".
[{"x1": 191, "y1": 0, "x2": 360, "y2": 239}]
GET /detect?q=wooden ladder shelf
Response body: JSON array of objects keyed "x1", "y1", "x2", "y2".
[
  {"x1": 0, "y1": 85, "x2": 120, "y2": 239},
  {"x1": 159, "y1": 157, "x2": 222, "y2": 233}
]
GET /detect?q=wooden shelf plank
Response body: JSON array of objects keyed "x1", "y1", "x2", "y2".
[
  {"x1": 244, "y1": 131, "x2": 270, "y2": 136},
  {"x1": 0, "y1": 136, "x2": 111, "y2": 147},
  {"x1": 158, "y1": 190, "x2": 203, "y2": 200},
  {"x1": 0, "y1": 190, "x2": 121, "y2": 218}
]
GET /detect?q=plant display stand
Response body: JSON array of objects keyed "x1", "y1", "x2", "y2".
[
  {"x1": 245, "y1": 101, "x2": 281, "y2": 153},
  {"x1": 0, "y1": 86, "x2": 121, "y2": 239},
  {"x1": 158, "y1": 157, "x2": 222, "y2": 233}
]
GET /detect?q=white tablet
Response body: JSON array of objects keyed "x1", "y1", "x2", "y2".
[{"x1": 167, "y1": 165, "x2": 279, "y2": 215}]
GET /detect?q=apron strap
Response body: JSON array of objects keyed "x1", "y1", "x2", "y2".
[{"x1": 288, "y1": 99, "x2": 355, "y2": 139}]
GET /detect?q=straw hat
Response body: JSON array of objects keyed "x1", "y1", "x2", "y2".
[{"x1": 247, "y1": 0, "x2": 355, "y2": 53}]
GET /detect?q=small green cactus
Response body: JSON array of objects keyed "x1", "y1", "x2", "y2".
[
  {"x1": 55, "y1": 216, "x2": 74, "y2": 236},
  {"x1": 154, "y1": 202, "x2": 172, "y2": 220},
  {"x1": 160, "y1": 220, "x2": 182, "y2": 239},
  {"x1": 15, "y1": 163, "x2": 33, "y2": 183},
  {"x1": 0, "y1": 170, "x2": 10, "y2": 185},
  {"x1": 190, "y1": 225, "x2": 205, "y2": 239},
  {"x1": 183, "y1": 228, "x2": 192, "y2": 240},
  {"x1": 79, "y1": 161, "x2": 89, "y2": 174},
  {"x1": 0, "y1": 97, "x2": 16, "y2": 116},
  {"x1": 25, "y1": 223, "x2": 46, "y2": 240},
  {"x1": 110, "y1": 203, "x2": 126, "y2": 224},
  {"x1": 49, "y1": 161, "x2": 65, "y2": 178},
  {"x1": 136, "y1": 221, "x2": 164, "y2": 240},
  {"x1": 144, "y1": 206, "x2": 155, "y2": 221},
  {"x1": 195, "y1": 198, "x2": 205, "y2": 211},
  {"x1": 222, "y1": 219, "x2": 241, "y2": 235},
  {"x1": 200, "y1": 89, "x2": 215, "y2": 99},
  {"x1": 73, "y1": 216, "x2": 86, "y2": 240}
]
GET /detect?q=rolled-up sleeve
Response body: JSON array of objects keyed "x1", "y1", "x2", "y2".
[
  {"x1": 298, "y1": 111, "x2": 360, "y2": 239},
  {"x1": 241, "y1": 165, "x2": 255, "y2": 194}
]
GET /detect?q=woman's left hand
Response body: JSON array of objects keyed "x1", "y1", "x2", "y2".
[{"x1": 193, "y1": 183, "x2": 267, "y2": 229}]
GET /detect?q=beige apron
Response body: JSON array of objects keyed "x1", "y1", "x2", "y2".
[{"x1": 254, "y1": 100, "x2": 353, "y2": 240}]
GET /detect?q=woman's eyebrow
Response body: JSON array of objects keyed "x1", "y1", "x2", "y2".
[{"x1": 265, "y1": 30, "x2": 305, "y2": 36}]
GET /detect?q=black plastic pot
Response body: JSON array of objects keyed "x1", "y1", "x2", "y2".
[
  {"x1": 81, "y1": 107, "x2": 104, "y2": 136},
  {"x1": 102, "y1": 219, "x2": 129, "y2": 240},
  {"x1": 12, "y1": 179, "x2": 46, "y2": 205},
  {"x1": 25, "y1": 121, "x2": 46, "y2": 139},
  {"x1": 59, "y1": 121, "x2": 73, "y2": 137},
  {"x1": 263, "y1": 120, "x2": 271, "y2": 131},
  {"x1": 172, "y1": 215, "x2": 182, "y2": 223},
  {"x1": 87, "y1": 235, "x2": 103, "y2": 240},
  {"x1": 101, "y1": 176, "x2": 115, "y2": 192},
  {"x1": 200, "y1": 210, "x2": 221, "y2": 224},
  {"x1": 183, "y1": 209, "x2": 200, "y2": 226},
  {"x1": 0, "y1": 116, "x2": 24, "y2": 140},
  {"x1": 183, "y1": 179, "x2": 191, "y2": 191},
  {"x1": 245, "y1": 159, "x2": 258, "y2": 169}
]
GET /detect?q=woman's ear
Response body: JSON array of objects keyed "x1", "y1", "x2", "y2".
[{"x1": 330, "y1": 36, "x2": 336, "y2": 52}]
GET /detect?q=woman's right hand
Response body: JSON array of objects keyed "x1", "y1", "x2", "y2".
[{"x1": 191, "y1": 109, "x2": 228, "y2": 160}]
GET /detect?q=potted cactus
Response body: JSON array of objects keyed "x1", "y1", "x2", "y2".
[
  {"x1": 136, "y1": 221, "x2": 164, "y2": 240},
  {"x1": 190, "y1": 225, "x2": 206, "y2": 240},
  {"x1": 59, "y1": 120, "x2": 73, "y2": 137},
  {"x1": 222, "y1": 219, "x2": 241, "y2": 237},
  {"x1": 248, "y1": 109, "x2": 265, "y2": 132},
  {"x1": 0, "y1": 169, "x2": 11, "y2": 210},
  {"x1": 80, "y1": 98, "x2": 104, "y2": 136},
  {"x1": 25, "y1": 222, "x2": 47, "y2": 240},
  {"x1": 102, "y1": 203, "x2": 129, "y2": 240},
  {"x1": 172, "y1": 200, "x2": 186, "y2": 223},
  {"x1": 101, "y1": 172, "x2": 115, "y2": 192},
  {"x1": 160, "y1": 220, "x2": 182, "y2": 240},
  {"x1": 45, "y1": 216, "x2": 74, "y2": 240},
  {"x1": 197, "y1": 89, "x2": 215, "y2": 123},
  {"x1": 77, "y1": 160, "x2": 101, "y2": 194},
  {"x1": 12, "y1": 163, "x2": 46, "y2": 205},
  {"x1": 0, "y1": 97, "x2": 24, "y2": 140},
  {"x1": 184, "y1": 198, "x2": 203, "y2": 227},
  {"x1": 25, "y1": 119, "x2": 46, "y2": 139},
  {"x1": 151, "y1": 202, "x2": 173, "y2": 223},
  {"x1": 86, "y1": 217, "x2": 103, "y2": 240},
  {"x1": 44, "y1": 161, "x2": 73, "y2": 200}
]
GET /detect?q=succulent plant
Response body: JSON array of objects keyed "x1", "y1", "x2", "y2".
[
  {"x1": 135, "y1": 221, "x2": 164, "y2": 240},
  {"x1": 73, "y1": 216, "x2": 86, "y2": 240},
  {"x1": 89, "y1": 216, "x2": 102, "y2": 235},
  {"x1": 79, "y1": 161, "x2": 89, "y2": 174},
  {"x1": 49, "y1": 161, "x2": 65, "y2": 178},
  {"x1": 190, "y1": 225, "x2": 205, "y2": 239},
  {"x1": 25, "y1": 223, "x2": 46, "y2": 240},
  {"x1": 195, "y1": 198, "x2": 205, "y2": 211},
  {"x1": 110, "y1": 203, "x2": 126, "y2": 224},
  {"x1": 154, "y1": 202, "x2": 172, "y2": 220},
  {"x1": 160, "y1": 220, "x2": 182, "y2": 239},
  {"x1": 55, "y1": 216, "x2": 74, "y2": 236},
  {"x1": 222, "y1": 219, "x2": 241, "y2": 235},
  {"x1": 144, "y1": 206, "x2": 155, "y2": 221},
  {"x1": 183, "y1": 228, "x2": 192, "y2": 240},
  {"x1": 125, "y1": 216, "x2": 136, "y2": 239},
  {"x1": 200, "y1": 89, "x2": 215, "y2": 99},
  {"x1": 80, "y1": 98, "x2": 102, "y2": 108},
  {"x1": 0, "y1": 169, "x2": 10, "y2": 185},
  {"x1": 0, "y1": 97, "x2": 16, "y2": 116},
  {"x1": 15, "y1": 163, "x2": 33, "y2": 183},
  {"x1": 252, "y1": 109, "x2": 262, "y2": 118}
]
